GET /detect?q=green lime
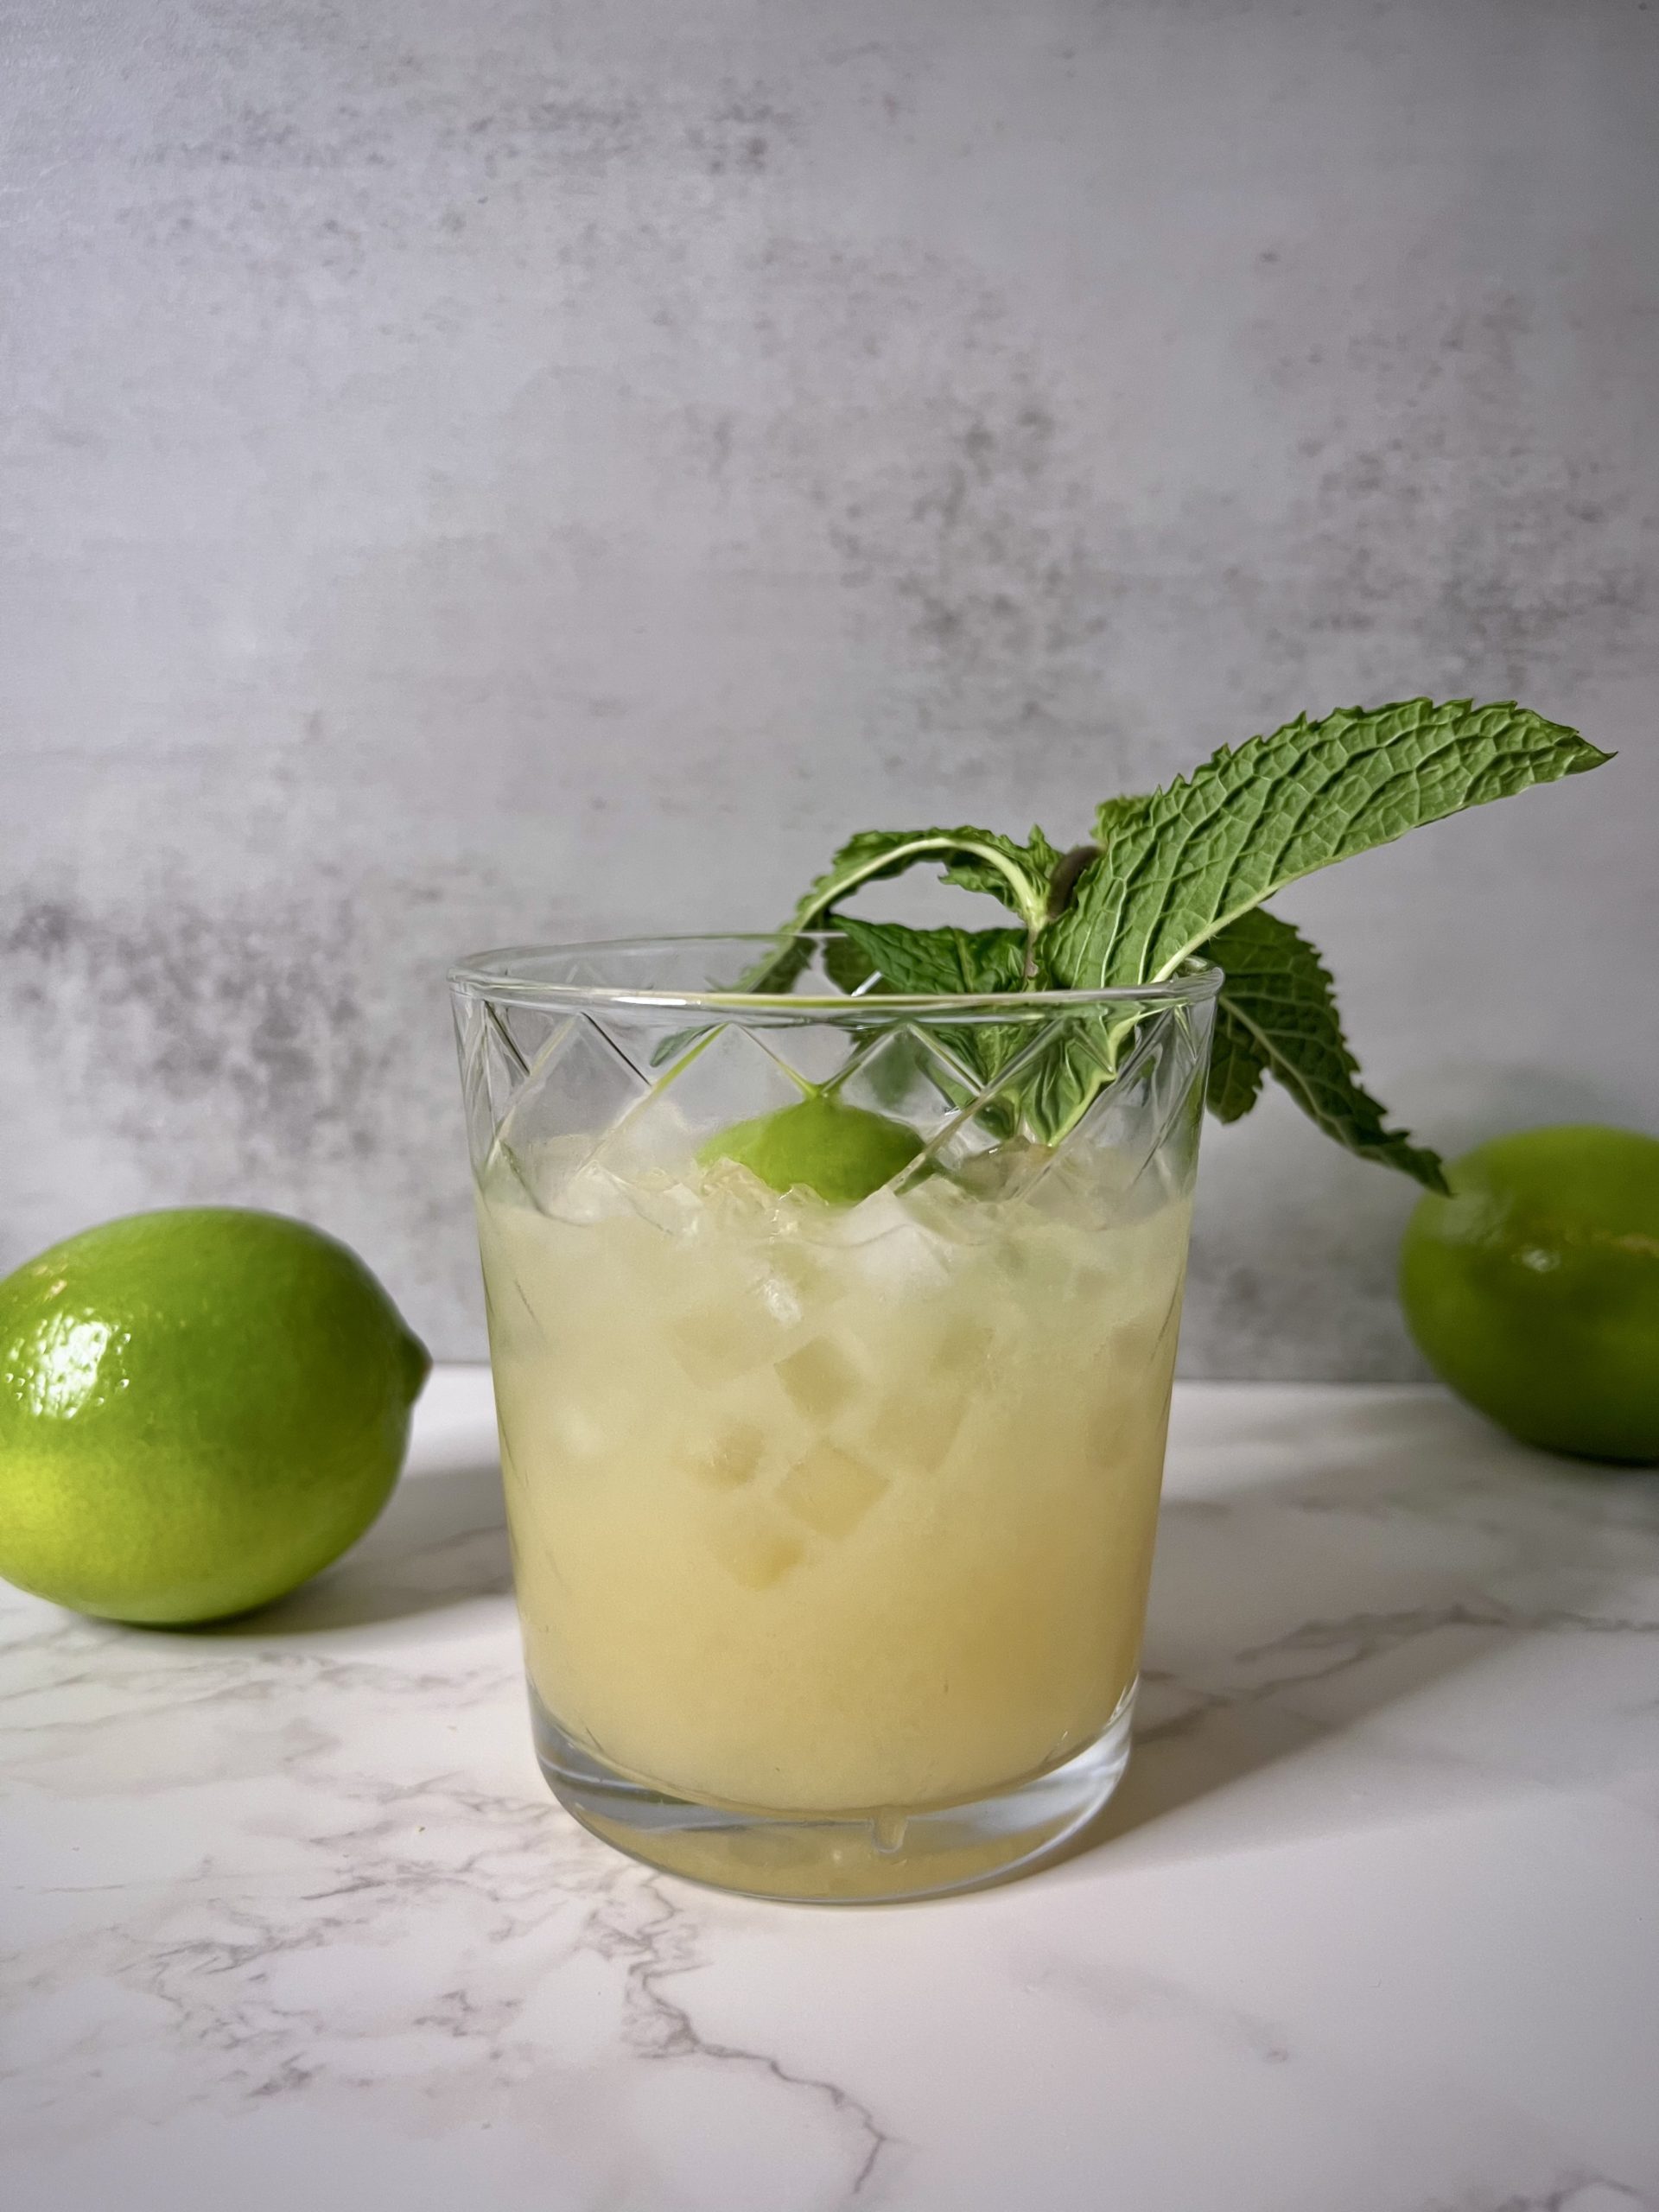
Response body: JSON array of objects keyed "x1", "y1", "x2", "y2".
[
  {"x1": 0, "y1": 1209, "x2": 430, "y2": 1624},
  {"x1": 699, "y1": 1094, "x2": 924, "y2": 1205},
  {"x1": 1400, "y1": 1125, "x2": 1659, "y2": 1464}
]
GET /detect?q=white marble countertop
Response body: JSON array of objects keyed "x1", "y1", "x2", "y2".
[{"x1": 5, "y1": 1370, "x2": 1658, "y2": 2212}]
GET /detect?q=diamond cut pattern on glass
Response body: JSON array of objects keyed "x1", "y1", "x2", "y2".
[
  {"x1": 457, "y1": 1006, "x2": 650, "y2": 1203},
  {"x1": 830, "y1": 1022, "x2": 977, "y2": 1136},
  {"x1": 595, "y1": 1020, "x2": 805, "y2": 1184},
  {"x1": 461, "y1": 967, "x2": 1213, "y2": 1225},
  {"x1": 1064, "y1": 1003, "x2": 1211, "y2": 1198},
  {"x1": 904, "y1": 1011, "x2": 1071, "y2": 1186}
]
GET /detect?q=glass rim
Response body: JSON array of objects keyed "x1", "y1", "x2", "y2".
[{"x1": 448, "y1": 932, "x2": 1224, "y2": 1018}]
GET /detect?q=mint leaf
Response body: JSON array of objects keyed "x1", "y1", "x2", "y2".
[
  {"x1": 1205, "y1": 1002, "x2": 1268, "y2": 1122},
  {"x1": 833, "y1": 916, "x2": 1029, "y2": 999},
  {"x1": 1014, "y1": 1014, "x2": 1122, "y2": 1149},
  {"x1": 834, "y1": 915, "x2": 1032, "y2": 1121},
  {"x1": 734, "y1": 934, "x2": 817, "y2": 1000},
  {"x1": 1045, "y1": 842, "x2": 1103, "y2": 920},
  {"x1": 1205, "y1": 908, "x2": 1446, "y2": 1190},
  {"x1": 664, "y1": 824, "x2": 1058, "y2": 1066},
  {"x1": 791, "y1": 825, "x2": 1059, "y2": 938},
  {"x1": 1035, "y1": 797, "x2": 1145, "y2": 929},
  {"x1": 832, "y1": 917, "x2": 1130, "y2": 1147},
  {"x1": 1090, "y1": 792, "x2": 1151, "y2": 850},
  {"x1": 1050, "y1": 699, "x2": 1611, "y2": 989},
  {"x1": 941, "y1": 826, "x2": 1065, "y2": 918},
  {"x1": 645, "y1": 825, "x2": 1050, "y2": 1070},
  {"x1": 821, "y1": 929, "x2": 880, "y2": 997}
]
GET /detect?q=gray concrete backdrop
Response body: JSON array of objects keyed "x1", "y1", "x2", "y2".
[{"x1": 3, "y1": 0, "x2": 1656, "y2": 1374}]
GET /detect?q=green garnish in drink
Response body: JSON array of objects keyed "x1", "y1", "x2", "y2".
[
  {"x1": 464, "y1": 695, "x2": 1618, "y2": 1898},
  {"x1": 759, "y1": 697, "x2": 1610, "y2": 1189},
  {"x1": 700, "y1": 1093, "x2": 924, "y2": 1205}
]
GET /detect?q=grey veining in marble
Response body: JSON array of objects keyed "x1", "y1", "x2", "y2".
[
  {"x1": 3, "y1": 1372, "x2": 1657, "y2": 2210},
  {"x1": 2, "y1": 2, "x2": 1656, "y2": 1372}
]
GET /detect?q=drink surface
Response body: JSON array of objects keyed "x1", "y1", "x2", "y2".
[{"x1": 477, "y1": 1137, "x2": 1189, "y2": 1816}]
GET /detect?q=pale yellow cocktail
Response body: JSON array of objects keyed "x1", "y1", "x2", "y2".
[{"x1": 477, "y1": 1139, "x2": 1187, "y2": 1822}]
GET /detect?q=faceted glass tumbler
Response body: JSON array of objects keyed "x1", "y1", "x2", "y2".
[{"x1": 449, "y1": 935, "x2": 1219, "y2": 1902}]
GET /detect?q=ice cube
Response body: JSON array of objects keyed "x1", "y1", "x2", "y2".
[
  {"x1": 613, "y1": 1169, "x2": 703, "y2": 1236},
  {"x1": 665, "y1": 1306, "x2": 780, "y2": 1385},
  {"x1": 944, "y1": 1138, "x2": 1055, "y2": 1209},
  {"x1": 543, "y1": 1156, "x2": 637, "y2": 1227},
  {"x1": 759, "y1": 1239, "x2": 841, "y2": 1324},
  {"x1": 995, "y1": 1223, "x2": 1078, "y2": 1297},
  {"x1": 1024, "y1": 1141, "x2": 1141, "y2": 1230},
  {"x1": 589, "y1": 1092, "x2": 699, "y2": 1182},
  {"x1": 775, "y1": 1336, "x2": 861, "y2": 1424},
  {"x1": 482, "y1": 1134, "x2": 605, "y2": 1218},
  {"x1": 897, "y1": 1173, "x2": 995, "y2": 1246},
  {"x1": 694, "y1": 1154, "x2": 797, "y2": 1238},
  {"x1": 756, "y1": 1271, "x2": 804, "y2": 1331},
  {"x1": 931, "y1": 1313, "x2": 995, "y2": 1380},
  {"x1": 777, "y1": 1440, "x2": 888, "y2": 1539},
  {"x1": 689, "y1": 1421, "x2": 766, "y2": 1490},
  {"x1": 824, "y1": 1195, "x2": 958, "y2": 1305},
  {"x1": 866, "y1": 1384, "x2": 965, "y2": 1476},
  {"x1": 663, "y1": 1241, "x2": 823, "y2": 1383},
  {"x1": 707, "y1": 1507, "x2": 804, "y2": 1590},
  {"x1": 872, "y1": 1224, "x2": 957, "y2": 1301},
  {"x1": 814, "y1": 1185, "x2": 917, "y2": 1250}
]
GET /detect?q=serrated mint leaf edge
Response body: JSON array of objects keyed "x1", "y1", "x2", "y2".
[
  {"x1": 1205, "y1": 909, "x2": 1448, "y2": 1192},
  {"x1": 1205, "y1": 1002, "x2": 1268, "y2": 1122},
  {"x1": 1049, "y1": 699, "x2": 1612, "y2": 992}
]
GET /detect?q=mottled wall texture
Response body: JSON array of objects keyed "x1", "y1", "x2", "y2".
[{"x1": 3, "y1": 1, "x2": 1656, "y2": 1373}]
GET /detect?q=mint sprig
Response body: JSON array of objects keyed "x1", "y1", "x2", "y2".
[{"x1": 783, "y1": 697, "x2": 1611, "y2": 1178}]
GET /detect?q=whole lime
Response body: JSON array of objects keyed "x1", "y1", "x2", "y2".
[
  {"x1": 699, "y1": 1093, "x2": 923, "y2": 1205},
  {"x1": 0, "y1": 1209, "x2": 430, "y2": 1624},
  {"x1": 1400, "y1": 1125, "x2": 1659, "y2": 1464}
]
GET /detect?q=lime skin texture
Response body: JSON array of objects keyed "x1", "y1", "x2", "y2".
[
  {"x1": 1400, "y1": 1125, "x2": 1659, "y2": 1465},
  {"x1": 0, "y1": 1208, "x2": 431, "y2": 1624},
  {"x1": 698, "y1": 1093, "x2": 925, "y2": 1206}
]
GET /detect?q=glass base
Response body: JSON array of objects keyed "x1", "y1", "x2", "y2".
[{"x1": 531, "y1": 1683, "x2": 1137, "y2": 1904}]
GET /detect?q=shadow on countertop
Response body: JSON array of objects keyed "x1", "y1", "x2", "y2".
[
  {"x1": 1046, "y1": 1385, "x2": 1659, "y2": 1874},
  {"x1": 217, "y1": 1449, "x2": 511, "y2": 1637}
]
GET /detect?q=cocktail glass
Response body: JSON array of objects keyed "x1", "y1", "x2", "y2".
[{"x1": 449, "y1": 935, "x2": 1218, "y2": 1901}]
